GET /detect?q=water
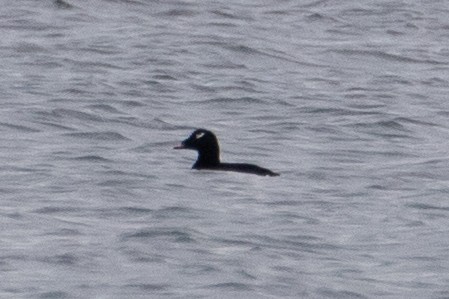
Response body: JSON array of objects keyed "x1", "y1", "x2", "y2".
[{"x1": 1, "y1": 0, "x2": 449, "y2": 298}]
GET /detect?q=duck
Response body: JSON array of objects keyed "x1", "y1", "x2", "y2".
[{"x1": 174, "y1": 129, "x2": 279, "y2": 176}]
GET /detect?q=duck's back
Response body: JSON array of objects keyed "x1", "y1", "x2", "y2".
[{"x1": 214, "y1": 163, "x2": 280, "y2": 177}]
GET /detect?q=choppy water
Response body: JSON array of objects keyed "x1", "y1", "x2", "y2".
[{"x1": 1, "y1": 0, "x2": 449, "y2": 298}]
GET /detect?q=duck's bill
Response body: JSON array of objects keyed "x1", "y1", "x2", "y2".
[{"x1": 173, "y1": 144, "x2": 186, "y2": 149}]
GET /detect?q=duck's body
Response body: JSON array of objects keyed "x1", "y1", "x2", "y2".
[
  {"x1": 174, "y1": 129, "x2": 279, "y2": 177},
  {"x1": 198, "y1": 162, "x2": 279, "y2": 176}
]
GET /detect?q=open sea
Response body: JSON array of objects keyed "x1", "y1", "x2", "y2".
[{"x1": 1, "y1": 0, "x2": 449, "y2": 298}]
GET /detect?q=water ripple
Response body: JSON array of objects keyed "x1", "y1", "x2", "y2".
[
  {"x1": 64, "y1": 131, "x2": 129, "y2": 141},
  {"x1": 331, "y1": 49, "x2": 445, "y2": 65},
  {"x1": 122, "y1": 228, "x2": 197, "y2": 243}
]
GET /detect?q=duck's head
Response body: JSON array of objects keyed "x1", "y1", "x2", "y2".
[
  {"x1": 174, "y1": 129, "x2": 218, "y2": 151},
  {"x1": 174, "y1": 129, "x2": 220, "y2": 167}
]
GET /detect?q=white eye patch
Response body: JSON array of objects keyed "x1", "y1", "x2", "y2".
[{"x1": 195, "y1": 132, "x2": 205, "y2": 139}]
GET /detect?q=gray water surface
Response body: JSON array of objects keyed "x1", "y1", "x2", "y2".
[{"x1": 1, "y1": 0, "x2": 449, "y2": 298}]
